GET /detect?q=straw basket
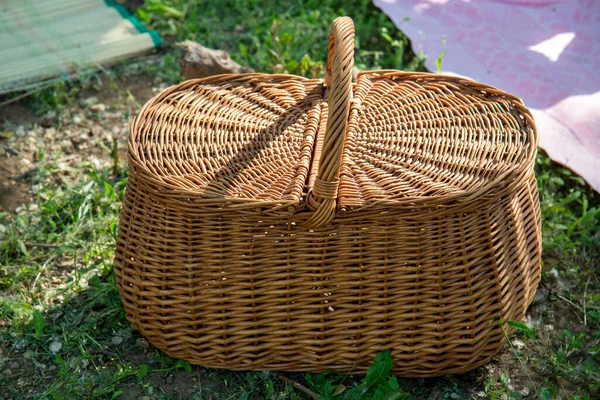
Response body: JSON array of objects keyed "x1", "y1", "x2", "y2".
[{"x1": 114, "y1": 17, "x2": 541, "y2": 377}]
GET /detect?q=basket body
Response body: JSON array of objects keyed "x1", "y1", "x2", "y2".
[
  {"x1": 115, "y1": 18, "x2": 541, "y2": 377},
  {"x1": 117, "y1": 173, "x2": 540, "y2": 376}
]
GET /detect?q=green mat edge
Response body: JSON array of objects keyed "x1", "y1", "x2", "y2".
[{"x1": 104, "y1": 0, "x2": 162, "y2": 49}]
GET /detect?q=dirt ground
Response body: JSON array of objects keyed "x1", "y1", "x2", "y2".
[{"x1": 0, "y1": 74, "x2": 155, "y2": 213}]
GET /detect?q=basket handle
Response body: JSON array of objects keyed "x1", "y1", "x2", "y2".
[{"x1": 305, "y1": 16, "x2": 354, "y2": 229}]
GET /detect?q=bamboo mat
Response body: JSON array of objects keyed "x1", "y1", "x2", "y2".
[{"x1": 0, "y1": 0, "x2": 161, "y2": 94}]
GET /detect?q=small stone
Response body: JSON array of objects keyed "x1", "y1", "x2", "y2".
[
  {"x1": 3, "y1": 369, "x2": 12, "y2": 376},
  {"x1": 78, "y1": 278, "x2": 89, "y2": 288},
  {"x1": 57, "y1": 162, "x2": 68, "y2": 172},
  {"x1": 81, "y1": 96, "x2": 98, "y2": 107},
  {"x1": 508, "y1": 384, "x2": 530, "y2": 397},
  {"x1": 49, "y1": 341, "x2": 62, "y2": 354},
  {"x1": 512, "y1": 339, "x2": 525, "y2": 350},
  {"x1": 81, "y1": 359, "x2": 89, "y2": 369},
  {"x1": 141, "y1": 396, "x2": 151, "y2": 400},
  {"x1": 111, "y1": 336, "x2": 123, "y2": 346},
  {"x1": 523, "y1": 316, "x2": 538, "y2": 330},
  {"x1": 91, "y1": 125, "x2": 103, "y2": 136},
  {"x1": 24, "y1": 351, "x2": 35, "y2": 359},
  {"x1": 14, "y1": 339, "x2": 25, "y2": 350},
  {"x1": 73, "y1": 115, "x2": 82, "y2": 124},
  {"x1": 137, "y1": 338, "x2": 149, "y2": 349},
  {"x1": 90, "y1": 103, "x2": 106, "y2": 112},
  {"x1": 166, "y1": 373, "x2": 174, "y2": 384},
  {"x1": 44, "y1": 111, "x2": 57, "y2": 119},
  {"x1": 449, "y1": 393, "x2": 462, "y2": 400}
]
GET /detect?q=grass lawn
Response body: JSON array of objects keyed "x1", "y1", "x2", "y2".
[{"x1": 0, "y1": 1, "x2": 599, "y2": 399}]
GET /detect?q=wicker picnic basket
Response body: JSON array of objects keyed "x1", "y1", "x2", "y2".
[{"x1": 114, "y1": 17, "x2": 541, "y2": 377}]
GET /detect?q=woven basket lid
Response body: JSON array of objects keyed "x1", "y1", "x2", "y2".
[{"x1": 128, "y1": 17, "x2": 537, "y2": 228}]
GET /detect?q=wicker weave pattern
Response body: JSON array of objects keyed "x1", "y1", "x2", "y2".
[
  {"x1": 115, "y1": 17, "x2": 541, "y2": 376},
  {"x1": 339, "y1": 71, "x2": 536, "y2": 210},
  {"x1": 129, "y1": 75, "x2": 324, "y2": 211}
]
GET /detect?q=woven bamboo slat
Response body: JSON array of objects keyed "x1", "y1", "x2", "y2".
[
  {"x1": 114, "y1": 17, "x2": 541, "y2": 377},
  {"x1": 0, "y1": 0, "x2": 160, "y2": 94}
]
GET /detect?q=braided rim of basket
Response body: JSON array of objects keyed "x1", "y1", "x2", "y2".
[{"x1": 304, "y1": 16, "x2": 354, "y2": 229}]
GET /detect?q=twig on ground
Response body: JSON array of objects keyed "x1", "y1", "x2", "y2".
[
  {"x1": 555, "y1": 294, "x2": 584, "y2": 323},
  {"x1": 555, "y1": 294, "x2": 582, "y2": 311},
  {"x1": 583, "y1": 276, "x2": 591, "y2": 326},
  {"x1": 24, "y1": 242, "x2": 61, "y2": 249},
  {"x1": 112, "y1": 137, "x2": 119, "y2": 176},
  {"x1": 91, "y1": 349, "x2": 118, "y2": 357},
  {"x1": 58, "y1": 154, "x2": 80, "y2": 163},
  {"x1": 279, "y1": 375, "x2": 318, "y2": 400}
]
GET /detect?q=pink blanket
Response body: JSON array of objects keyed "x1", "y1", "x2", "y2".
[{"x1": 374, "y1": 0, "x2": 600, "y2": 192}]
